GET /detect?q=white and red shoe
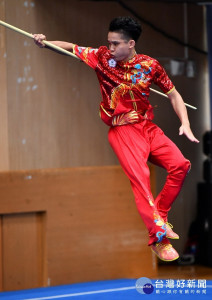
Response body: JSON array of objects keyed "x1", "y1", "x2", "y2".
[
  {"x1": 151, "y1": 238, "x2": 179, "y2": 262},
  {"x1": 165, "y1": 222, "x2": 179, "y2": 239}
]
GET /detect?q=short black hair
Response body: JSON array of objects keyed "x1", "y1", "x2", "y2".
[{"x1": 109, "y1": 16, "x2": 142, "y2": 42}]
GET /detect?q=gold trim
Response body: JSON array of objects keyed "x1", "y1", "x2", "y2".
[
  {"x1": 129, "y1": 90, "x2": 138, "y2": 111},
  {"x1": 133, "y1": 102, "x2": 137, "y2": 111},
  {"x1": 100, "y1": 105, "x2": 112, "y2": 117},
  {"x1": 72, "y1": 44, "x2": 76, "y2": 55},
  {"x1": 166, "y1": 86, "x2": 175, "y2": 95}
]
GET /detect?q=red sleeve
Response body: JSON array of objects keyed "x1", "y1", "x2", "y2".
[
  {"x1": 153, "y1": 60, "x2": 175, "y2": 94},
  {"x1": 73, "y1": 45, "x2": 99, "y2": 69}
]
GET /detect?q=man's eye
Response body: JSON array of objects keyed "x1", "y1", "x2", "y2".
[{"x1": 108, "y1": 42, "x2": 119, "y2": 46}]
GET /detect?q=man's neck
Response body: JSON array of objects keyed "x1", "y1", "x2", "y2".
[{"x1": 123, "y1": 49, "x2": 136, "y2": 62}]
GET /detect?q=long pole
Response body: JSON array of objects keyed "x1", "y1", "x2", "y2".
[
  {"x1": 149, "y1": 88, "x2": 197, "y2": 110},
  {"x1": 0, "y1": 20, "x2": 79, "y2": 59},
  {"x1": 0, "y1": 19, "x2": 197, "y2": 110}
]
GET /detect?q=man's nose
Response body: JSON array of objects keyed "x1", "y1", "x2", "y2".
[{"x1": 109, "y1": 45, "x2": 115, "y2": 52}]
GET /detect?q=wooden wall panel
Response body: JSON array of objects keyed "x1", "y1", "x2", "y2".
[
  {"x1": 0, "y1": 0, "x2": 9, "y2": 170},
  {"x1": 0, "y1": 165, "x2": 157, "y2": 291},
  {"x1": 4, "y1": 0, "x2": 119, "y2": 170},
  {"x1": 2, "y1": 212, "x2": 46, "y2": 291},
  {"x1": 0, "y1": 217, "x2": 2, "y2": 291}
]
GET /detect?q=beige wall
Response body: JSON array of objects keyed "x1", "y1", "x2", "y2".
[{"x1": 0, "y1": 0, "x2": 210, "y2": 253}]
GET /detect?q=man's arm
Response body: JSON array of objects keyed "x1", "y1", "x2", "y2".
[
  {"x1": 168, "y1": 89, "x2": 199, "y2": 143},
  {"x1": 33, "y1": 34, "x2": 74, "y2": 52},
  {"x1": 34, "y1": 34, "x2": 99, "y2": 69}
]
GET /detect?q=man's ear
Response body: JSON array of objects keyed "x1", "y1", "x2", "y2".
[{"x1": 129, "y1": 39, "x2": 135, "y2": 49}]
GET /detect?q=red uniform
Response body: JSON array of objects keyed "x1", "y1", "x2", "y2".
[{"x1": 73, "y1": 45, "x2": 191, "y2": 245}]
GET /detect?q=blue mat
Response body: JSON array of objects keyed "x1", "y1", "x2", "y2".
[{"x1": 0, "y1": 278, "x2": 211, "y2": 300}]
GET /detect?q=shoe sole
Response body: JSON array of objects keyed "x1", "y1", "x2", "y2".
[
  {"x1": 166, "y1": 235, "x2": 179, "y2": 239},
  {"x1": 151, "y1": 248, "x2": 179, "y2": 262}
]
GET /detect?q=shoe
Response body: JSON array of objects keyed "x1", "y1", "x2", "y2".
[
  {"x1": 151, "y1": 239, "x2": 179, "y2": 262},
  {"x1": 165, "y1": 222, "x2": 179, "y2": 239}
]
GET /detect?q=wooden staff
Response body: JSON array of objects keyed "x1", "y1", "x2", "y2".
[
  {"x1": 0, "y1": 20, "x2": 79, "y2": 59},
  {"x1": 150, "y1": 88, "x2": 197, "y2": 110},
  {"x1": 0, "y1": 20, "x2": 197, "y2": 110}
]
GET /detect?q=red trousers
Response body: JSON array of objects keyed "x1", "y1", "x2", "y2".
[{"x1": 108, "y1": 120, "x2": 191, "y2": 246}]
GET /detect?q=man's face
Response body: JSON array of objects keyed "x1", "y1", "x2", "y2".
[{"x1": 107, "y1": 32, "x2": 135, "y2": 62}]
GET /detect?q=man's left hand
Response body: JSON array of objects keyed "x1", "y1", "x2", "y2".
[{"x1": 179, "y1": 124, "x2": 199, "y2": 143}]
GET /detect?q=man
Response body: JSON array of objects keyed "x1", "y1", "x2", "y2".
[{"x1": 34, "y1": 16, "x2": 199, "y2": 262}]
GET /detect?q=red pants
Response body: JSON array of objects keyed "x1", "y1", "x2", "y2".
[{"x1": 108, "y1": 120, "x2": 191, "y2": 245}]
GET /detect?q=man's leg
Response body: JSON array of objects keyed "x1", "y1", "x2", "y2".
[
  {"x1": 148, "y1": 124, "x2": 191, "y2": 223},
  {"x1": 108, "y1": 122, "x2": 166, "y2": 246}
]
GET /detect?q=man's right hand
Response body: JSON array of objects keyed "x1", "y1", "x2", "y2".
[{"x1": 33, "y1": 34, "x2": 46, "y2": 48}]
